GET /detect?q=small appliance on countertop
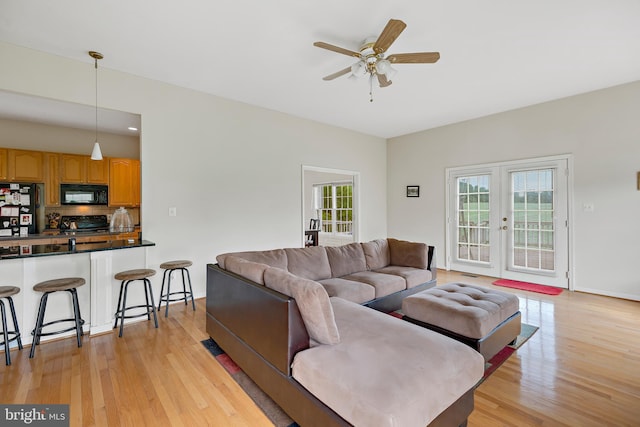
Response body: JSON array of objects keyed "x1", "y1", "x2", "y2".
[{"x1": 59, "y1": 215, "x2": 110, "y2": 234}]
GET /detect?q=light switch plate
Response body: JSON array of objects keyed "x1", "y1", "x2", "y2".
[{"x1": 168, "y1": 207, "x2": 177, "y2": 217}]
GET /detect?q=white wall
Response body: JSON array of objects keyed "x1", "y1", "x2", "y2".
[
  {"x1": 0, "y1": 42, "x2": 387, "y2": 298},
  {"x1": 388, "y1": 80, "x2": 640, "y2": 301}
]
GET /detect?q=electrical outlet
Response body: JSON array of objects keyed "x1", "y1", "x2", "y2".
[{"x1": 168, "y1": 207, "x2": 177, "y2": 217}]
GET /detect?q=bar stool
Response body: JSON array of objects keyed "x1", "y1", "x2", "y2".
[
  {"x1": 157, "y1": 260, "x2": 195, "y2": 317},
  {"x1": 113, "y1": 269, "x2": 158, "y2": 337},
  {"x1": 30, "y1": 277, "x2": 85, "y2": 359},
  {"x1": 0, "y1": 286, "x2": 23, "y2": 365}
]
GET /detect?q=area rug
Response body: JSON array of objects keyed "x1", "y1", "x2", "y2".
[
  {"x1": 201, "y1": 338, "x2": 299, "y2": 427},
  {"x1": 493, "y1": 278, "x2": 563, "y2": 295},
  {"x1": 477, "y1": 322, "x2": 539, "y2": 385}
]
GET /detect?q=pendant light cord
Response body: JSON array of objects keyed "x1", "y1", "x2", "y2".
[{"x1": 94, "y1": 57, "x2": 98, "y2": 143}]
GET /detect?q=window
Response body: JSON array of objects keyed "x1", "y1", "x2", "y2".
[{"x1": 313, "y1": 182, "x2": 353, "y2": 235}]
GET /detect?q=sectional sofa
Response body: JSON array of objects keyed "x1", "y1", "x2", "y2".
[{"x1": 206, "y1": 238, "x2": 484, "y2": 426}]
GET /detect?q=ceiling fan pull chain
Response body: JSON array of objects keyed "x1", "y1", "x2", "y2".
[{"x1": 369, "y1": 73, "x2": 374, "y2": 102}]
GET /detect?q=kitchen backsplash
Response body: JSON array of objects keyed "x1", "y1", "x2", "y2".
[{"x1": 43, "y1": 206, "x2": 140, "y2": 228}]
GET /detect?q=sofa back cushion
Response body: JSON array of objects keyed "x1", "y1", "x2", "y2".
[
  {"x1": 264, "y1": 267, "x2": 340, "y2": 346},
  {"x1": 325, "y1": 243, "x2": 367, "y2": 278},
  {"x1": 284, "y1": 247, "x2": 332, "y2": 281},
  {"x1": 216, "y1": 248, "x2": 287, "y2": 270},
  {"x1": 224, "y1": 256, "x2": 269, "y2": 285},
  {"x1": 388, "y1": 238, "x2": 428, "y2": 269},
  {"x1": 361, "y1": 239, "x2": 390, "y2": 270}
]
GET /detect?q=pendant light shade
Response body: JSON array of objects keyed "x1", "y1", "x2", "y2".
[
  {"x1": 91, "y1": 142, "x2": 103, "y2": 160},
  {"x1": 89, "y1": 51, "x2": 103, "y2": 160}
]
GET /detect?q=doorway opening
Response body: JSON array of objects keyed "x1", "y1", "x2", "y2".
[{"x1": 302, "y1": 166, "x2": 359, "y2": 247}]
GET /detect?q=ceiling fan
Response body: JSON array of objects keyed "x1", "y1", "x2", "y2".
[{"x1": 314, "y1": 19, "x2": 440, "y2": 101}]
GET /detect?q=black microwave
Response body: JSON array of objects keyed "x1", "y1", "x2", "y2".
[{"x1": 60, "y1": 184, "x2": 108, "y2": 205}]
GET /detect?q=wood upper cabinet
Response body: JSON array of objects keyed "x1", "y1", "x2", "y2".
[
  {"x1": 109, "y1": 158, "x2": 140, "y2": 207},
  {"x1": 0, "y1": 148, "x2": 7, "y2": 180},
  {"x1": 8, "y1": 149, "x2": 43, "y2": 182},
  {"x1": 87, "y1": 158, "x2": 109, "y2": 184},
  {"x1": 60, "y1": 154, "x2": 86, "y2": 183},
  {"x1": 43, "y1": 152, "x2": 60, "y2": 206},
  {"x1": 60, "y1": 154, "x2": 109, "y2": 184}
]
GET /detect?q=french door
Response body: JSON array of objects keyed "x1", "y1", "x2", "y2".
[{"x1": 447, "y1": 157, "x2": 570, "y2": 288}]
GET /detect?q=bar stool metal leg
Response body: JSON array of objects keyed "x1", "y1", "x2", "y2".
[
  {"x1": 145, "y1": 278, "x2": 159, "y2": 328},
  {"x1": 30, "y1": 293, "x2": 49, "y2": 358},
  {"x1": 70, "y1": 288, "x2": 83, "y2": 348},
  {"x1": 1, "y1": 301, "x2": 10, "y2": 366},
  {"x1": 8, "y1": 297, "x2": 23, "y2": 352},
  {"x1": 0, "y1": 288, "x2": 23, "y2": 365}
]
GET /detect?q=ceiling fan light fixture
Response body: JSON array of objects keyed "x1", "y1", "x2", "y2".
[
  {"x1": 376, "y1": 59, "x2": 390, "y2": 74},
  {"x1": 350, "y1": 61, "x2": 366, "y2": 77},
  {"x1": 384, "y1": 64, "x2": 398, "y2": 80}
]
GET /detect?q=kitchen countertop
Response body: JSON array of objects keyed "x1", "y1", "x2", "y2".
[{"x1": 0, "y1": 239, "x2": 155, "y2": 260}]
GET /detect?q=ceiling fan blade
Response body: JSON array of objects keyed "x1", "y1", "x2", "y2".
[
  {"x1": 387, "y1": 52, "x2": 441, "y2": 64},
  {"x1": 373, "y1": 19, "x2": 407, "y2": 54},
  {"x1": 314, "y1": 42, "x2": 360, "y2": 58},
  {"x1": 322, "y1": 67, "x2": 352, "y2": 81},
  {"x1": 377, "y1": 73, "x2": 392, "y2": 88}
]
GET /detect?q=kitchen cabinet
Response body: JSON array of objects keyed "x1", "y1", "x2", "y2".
[
  {"x1": 86, "y1": 157, "x2": 109, "y2": 184},
  {"x1": 0, "y1": 148, "x2": 7, "y2": 180},
  {"x1": 60, "y1": 154, "x2": 86, "y2": 183},
  {"x1": 60, "y1": 154, "x2": 109, "y2": 184},
  {"x1": 8, "y1": 149, "x2": 43, "y2": 182},
  {"x1": 43, "y1": 152, "x2": 60, "y2": 206},
  {"x1": 109, "y1": 158, "x2": 140, "y2": 207}
]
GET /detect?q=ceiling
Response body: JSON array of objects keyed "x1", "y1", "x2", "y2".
[{"x1": 1, "y1": 0, "x2": 639, "y2": 139}]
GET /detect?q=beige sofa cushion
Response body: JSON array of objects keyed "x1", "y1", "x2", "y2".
[
  {"x1": 375, "y1": 265, "x2": 433, "y2": 288},
  {"x1": 317, "y1": 278, "x2": 376, "y2": 304},
  {"x1": 402, "y1": 283, "x2": 520, "y2": 339},
  {"x1": 285, "y1": 247, "x2": 332, "y2": 281},
  {"x1": 263, "y1": 267, "x2": 340, "y2": 346},
  {"x1": 216, "y1": 248, "x2": 287, "y2": 270},
  {"x1": 388, "y1": 238, "x2": 428, "y2": 269},
  {"x1": 224, "y1": 256, "x2": 269, "y2": 285},
  {"x1": 361, "y1": 239, "x2": 390, "y2": 270},
  {"x1": 292, "y1": 297, "x2": 484, "y2": 427},
  {"x1": 325, "y1": 243, "x2": 367, "y2": 278},
  {"x1": 342, "y1": 271, "x2": 406, "y2": 297}
]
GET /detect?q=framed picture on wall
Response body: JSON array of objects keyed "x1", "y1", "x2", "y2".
[{"x1": 406, "y1": 185, "x2": 420, "y2": 197}]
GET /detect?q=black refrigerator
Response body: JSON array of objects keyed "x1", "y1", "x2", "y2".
[{"x1": 0, "y1": 182, "x2": 37, "y2": 237}]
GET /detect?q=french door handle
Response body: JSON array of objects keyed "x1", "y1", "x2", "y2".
[{"x1": 502, "y1": 226, "x2": 508, "y2": 230}]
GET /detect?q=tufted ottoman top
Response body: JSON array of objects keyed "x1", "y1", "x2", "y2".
[{"x1": 402, "y1": 282, "x2": 520, "y2": 339}]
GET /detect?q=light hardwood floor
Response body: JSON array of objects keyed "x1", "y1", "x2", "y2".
[{"x1": 1, "y1": 270, "x2": 639, "y2": 426}]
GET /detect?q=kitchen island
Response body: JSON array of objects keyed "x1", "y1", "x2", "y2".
[{"x1": 0, "y1": 239, "x2": 156, "y2": 350}]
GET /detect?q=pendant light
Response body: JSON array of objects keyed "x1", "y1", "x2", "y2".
[{"x1": 89, "y1": 51, "x2": 104, "y2": 160}]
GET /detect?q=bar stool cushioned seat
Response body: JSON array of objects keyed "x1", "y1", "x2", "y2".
[
  {"x1": 158, "y1": 260, "x2": 195, "y2": 317},
  {"x1": 113, "y1": 269, "x2": 158, "y2": 337},
  {"x1": 30, "y1": 277, "x2": 85, "y2": 358},
  {"x1": 0, "y1": 286, "x2": 23, "y2": 365},
  {"x1": 402, "y1": 282, "x2": 521, "y2": 361}
]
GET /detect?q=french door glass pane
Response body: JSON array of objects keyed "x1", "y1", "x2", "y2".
[
  {"x1": 511, "y1": 169, "x2": 555, "y2": 271},
  {"x1": 456, "y1": 175, "x2": 490, "y2": 263}
]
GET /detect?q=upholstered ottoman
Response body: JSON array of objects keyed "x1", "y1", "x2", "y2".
[{"x1": 402, "y1": 283, "x2": 521, "y2": 361}]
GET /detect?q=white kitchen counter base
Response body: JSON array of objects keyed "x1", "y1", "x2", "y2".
[{"x1": 0, "y1": 241, "x2": 155, "y2": 347}]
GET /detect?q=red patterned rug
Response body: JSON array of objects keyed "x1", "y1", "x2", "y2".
[{"x1": 493, "y1": 279, "x2": 563, "y2": 295}]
